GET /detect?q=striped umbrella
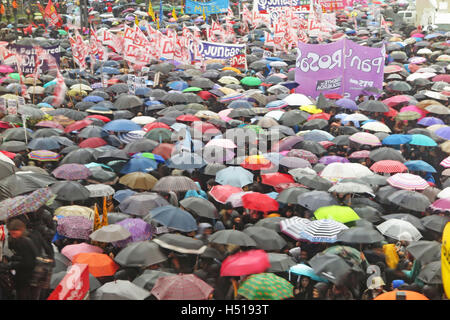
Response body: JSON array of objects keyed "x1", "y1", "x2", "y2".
[
  {"x1": 370, "y1": 160, "x2": 408, "y2": 173},
  {"x1": 28, "y1": 150, "x2": 61, "y2": 161},
  {"x1": 219, "y1": 92, "x2": 245, "y2": 103},
  {"x1": 280, "y1": 217, "x2": 311, "y2": 240},
  {"x1": 387, "y1": 173, "x2": 429, "y2": 191},
  {"x1": 299, "y1": 219, "x2": 349, "y2": 243},
  {"x1": 440, "y1": 156, "x2": 450, "y2": 168},
  {"x1": 152, "y1": 176, "x2": 199, "y2": 192}
]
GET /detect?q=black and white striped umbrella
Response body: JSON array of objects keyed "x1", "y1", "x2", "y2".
[
  {"x1": 280, "y1": 217, "x2": 311, "y2": 241},
  {"x1": 299, "y1": 219, "x2": 348, "y2": 243}
]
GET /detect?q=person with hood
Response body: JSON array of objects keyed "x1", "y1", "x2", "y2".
[{"x1": 312, "y1": 282, "x2": 330, "y2": 300}]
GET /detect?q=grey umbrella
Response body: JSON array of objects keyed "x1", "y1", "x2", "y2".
[
  {"x1": 253, "y1": 216, "x2": 287, "y2": 233},
  {"x1": 48, "y1": 108, "x2": 87, "y2": 121},
  {"x1": 0, "y1": 172, "x2": 57, "y2": 199},
  {"x1": 417, "y1": 261, "x2": 441, "y2": 284},
  {"x1": 148, "y1": 88, "x2": 167, "y2": 99},
  {"x1": 50, "y1": 270, "x2": 101, "y2": 292},
  {"x1": 0, "y1": 161, "x2": 17, "y2": 180},
  {"x1": 351, "y1": 206, "x2": 383, "y2": 223},
  {"x1": 132, "y1": 270, "x2": 174, "y2": 291},
  {"x1": 301, "y1": 119, "x2": 328, "y2": 131},
  {"x1": 161, "y1": 92, "x2": 188, "y2": 104},
  {"x1": 358, "y1": 100, "x2": 389, "y2": 113},
  {"x1": 267, "y1": 253, "x2": 297, "y2": 273},
  {"x1": 203, "y1": 163, "x2": 227, "y2": 176},
  {"x1": 118, "y1": 192, "x2": 169, "y2": 217},
  {"x1": 190, "y1": 77, "x2": 215, "y2": 89},
  {"x1": 297, "y1": 191, "x2": 339, "y2": 211},
  {"x1": 153, "y1": 233, "x2": 207, "y2": 254},
  {"x1": 208, "y1": 230, "x2": 257, "y2": 247},
  {"x1": 387, "y1": 190, "x2": 431, "y2": 212},
  {"x1": 52, "y1": 251, "x2": 72, "y2": 273},
  {"x1": 18, "y1": 105, "x2": 45, "y2": 120},
  {"x1": 86, "y1": 166, "x2": 117, "y2": 184},
  {"x1": 113, "y1": 94, "x2": 143, "y2": 110},
  {"x1": 89, "y1": 224, "x2": 131, "y2": 242},
  {"x1": 421, "y1": 215, "x2": 450, "y2": 233},
  {"x1": 369, "y1": 147, "x2": 405, "y2": 162},
  {"x1": 276, "y1": 187, "x2": 309, "y2": 204},
  {"x1": 32, "y1": 128, "x2": 63, "y2": 139},
  {"x1": 336, "y1": 227, "x2": 385, "y2": 244},
  {"x1": 105, "y1": 83, "x2": 129, "y2": 94},
  {"x1": 123, "y1": 139, "x2": 158, "y2": 154},
  {"x1": 50, "y1": 181, "x2": 91, "y2": 202},
  {"x1": 381, "y1": 214, "x2": 425, "y2": 231},
  {"x1": 406, "y1": 240, "x2": 441, "y2": 264},
  {"x1": 114, "y1": 241, "x2": 168, "y2": 267},
  {"x1": 92, "y1": 280, "x2": 150, "y2": 300},
  {"x1": 179, "y1": 197, "x2": 219, "y2": 219},
  {"x1": 376, "y1": 185, "x2": 400, "y2": 205},
  {"x1": 150, "y1": 62, "x2": 175, "y2": 74},
  {"x1": 352, "y1": 198, "x2": 384, "y2": 213},
  {"x1": 78, "y1": 126, "x2": 109, "y2": 139},
  {"x1": 296, "y1": 175, "x2": 333, "y2": 191},
  {"x1": 60, "y1": 148, "x2": 96, "y2": 165},
  {"x1": 243, "y1": 226, "x2": 287, "y2": 251},
  {"x1": 309, "y1": 253, "x2": 360, "y2": 285},
  {"x1": 0, "y1": 141, "x2": 27, "y2": 152},
  {"x1": 152, "y1": 176, "x2": 199, "y2": 192},
  {"x1": 2, "y1": 127, "x2": 32, "y2": 142},
  {"x1": 298, "y1": 141, "x2": 327, "y2": 156}
]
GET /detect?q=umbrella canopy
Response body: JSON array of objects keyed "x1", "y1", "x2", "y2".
[
  {"x1": 179, "y1": 197, "x2": 219, "y2": 219},
  {"x1": 61, "y1": 243, "x2": 104, "y2": 261},
  {"x1": 376, "y1": 219, "x2": 422, "y2": 241},
  {"x1": 314, "y1": 206, "x2": 360, "y2": 223},
  {"x1": 132, "y1": 270, "x2": 175, "y2": 291},
  {"x1": 387, "y1": 173, "x2": 429, "y2": 191},
  {"x1": 299, "y1": 219, "x2": 348, "y2": 243},
  {"x1": 309, "y1": 252, "x2": 358, "y2": 284},
  {"x1": 337, "y1": 227, "x2": 384, "y2": 244},
  {"x1": 220, "y1": 249, "x2": 270, "y2": 276},
  {"x1": 114, "y1": 241, "x2": 167, "y2": 268},
  {"x1": 297, "y1": 191, "x2": 339, "y2": 211},
  {"x1": 243, "y1": 226, "x2": 287, "y2": 251},
  {"x1": 208, "y1": 229, "x2": 257, "y2": 247},
  {"x1": 153, "y1": 233, "x2": 207, "y2": 255},
  {"x1": 50, "y1": 181, "x2": 90, "y2": 201},
  {"x1": 289, "y1": 264, "x2": 329, "y2": 283},
  {"x1": 89, "y1": 224, "x2": 131, "y2": 243},
  {"x1": 52, "y1": 164, "x2": 92, "y2": 180},
  {"x1": 145, "y1": 205, "x2": 197, "y2": 233},
  {"x1": 152, "y1": 176, "x2": 199, "y2": 192},
  {"x1": 237, "y1": 273, "x2": 294, "y2": 300},
  {"x1": 387, "y1": 190, "x2": 431, "y2": 212},
  {"x1": 374, "y1": 291, "x2": 429, "y2": 300},
  {"x1": 280, "y1": 217, "x2": 311, "y2": 240},
  {"x1": 119, "y1": 172, "x2": 158, "y2": 190},
  {"x1": 93, "y1": 280, "x2": 150, "y2": 300},
  {"x1": 72, "y1": 252, "x2": 119, "y2": 278},
  {"x1": 406, "y1": 240, "x2": 441, "y2": 264},
  {"x1": 242, "y1": 192, "x2": 279, "y2": 212},
  {"x1": 151, "y1": 274, "x2": 214, "y2": 300},
  {"x1": 57, "y1": 216, "x2": 93, "y2": 240}
]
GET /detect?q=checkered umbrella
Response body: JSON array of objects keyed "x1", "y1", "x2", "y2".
[
  {"x1": 237, "y1": 273, "x2": 294, "y2": 300},
  {"x1": 151, "y1": 274, "x2": 214, "y2": 300}
]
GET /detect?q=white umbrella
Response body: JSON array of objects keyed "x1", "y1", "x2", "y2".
[
  {"x1": 0, "y1": 153, "x2": 15, "y2": 166},
  {"x1": 437, "y1": 187, "x2": 450, "y2": 199},
  {"x1": 328, "y1": 182, "x2": 374, "y2": 195},
  {"x1": 70, "y1": 84, "x2": 93, "y2": 92},
  {"x1": 132, "y1": 116, "x2": 156, "y2": 125},
  {"x1": 361, "y1": 121, "x2": 392, "y2": 133},
  {"x1": 376, "y1": 219, "x2": 422, "y2": 241},
  {"x1": 406, "y1": 72, "x2": 436, "y2": 81},
  {"x1": 282, "y1": 93, "x2": 313, "y2": 106},
  {"x1": 320, "y1": 163, "x2": 374, "y2": 181},
  {"x1": 85, "y1": 184, "x2": 115, "y2": 198},
  {"x1": 265, "y1": 110, "x2": 285, "y2": 121},
  {"x1": 344, "y1": 113, "x2": 369, "y2": 122}
]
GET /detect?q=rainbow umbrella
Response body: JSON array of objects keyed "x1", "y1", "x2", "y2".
[{"x1": 28, "y1": 150, "x2": 61, "y2": 161}]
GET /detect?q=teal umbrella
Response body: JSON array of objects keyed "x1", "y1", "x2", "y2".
[
  {"x1": 408, "y1": 134, "x2": 437, "y2": 147},
  {"x1": 404, "y1": 160, "x2": 436, "y2": 173}
]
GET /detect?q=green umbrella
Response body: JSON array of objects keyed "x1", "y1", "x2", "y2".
[
  {"x1": 244, "y1": 125, "x2": 264, "y2": 134},
  {"x1": 182, "y1": 87, "x2": 202, "y2": 93},
  {"x1": 240, "y1": 77, "x2": 262, "y2": 87},
  {"x1": 8, "y1": 73, "x2": 21, "y2": 81},
  {"x1": 314, "y1": 205, "x2": 360, "y2": 223},
  {"x1": 58, "y1": 29, "x2": 68, "y2": 35},
  {"x1": 395, "y1": 111, "x2": 421, "y2": 121},
  {"x1": 144, "y1": 128, "x2": 172, "y2": 143},
  {"x1": 237, "y1": 273, "x2": 294, "y2": 300}
]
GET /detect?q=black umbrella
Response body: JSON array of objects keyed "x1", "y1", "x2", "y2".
[
  {"x1": 421, "y1": 215, "x2": 450, "y2": 233},
  {"x1": 2, "y1": 127, "x2": 32, "y2": 142},
  {"x1": 60, "y1": 148, "x2": 97, "y2": 165},
  {"x1": 309, "y1": 253, "x2": 357, "y2": 285},
  {"x1": 118, "y1": 192, "x2": 169, "y2": 217},
  {"x1": 276, "y1": 187, "x2": 309, "y2": 204},
  {"x1": 243, "y1": 227, "x2": 287, "y2": 251},
  {"x1": 369, "y1": 147, "x2": 406, "y2": 162},
  {"x1": 50, "y1": 270, "x2": 101, "y2": 292},
  {"x1": 0, "y1": 161, "x2": 16, "y2": 180},
  {"x1": 387, "y1": 81, "x2": 412, "y2": 92},
  {"x1": 107, "y1": 212, "x2": 131, "y2": 224},
  {"x1": 208, "y1": 229, "x2": 257, "y2": 247},
  {"x1": 123, "y1": 139, "x2": 158, "y2": 154},
  {"x1": 417, "y1": 261, "x2": 441, "y2": 284},
  {"x1": 32, "y1": 128, "x2": 63, "y2": 139},
  {"x1": 50, "y1": 181, "x2": 90, "y2": 202},
  {"x1": 78, "y1": 126, "x2": 109, "y2": 139},
  {"x1": 113, "y1": 94, "x2": 143, "y2": 110},
  {"x1": 153, "y1": 233, "x2": 207, "y2": 254},
  {"x1": 358, "y1": 100, "x2": 389, "y2": 113},
  {"x1": 301, "y1": 119, "x2": 328, "y2": 131},
  {"x1": 161, "y1": 92, "x2": 188, "y2": 104},
  {"x1": 297, "y1": 141, "x2": 327, "y2": 156},
  {"x1": 387, "y1": 190, "x2": 431, "y2": 212},
  {"x1": 297, "y1": 190, "x2": 338, "y2": 211},
  {"x1": 114, "y1": 241, "x2": 168, "y2": 268},
  {"x1": 132, "y1": 270, "x2": 175, "y2": 291},
  {"x1": 105, "y1": 83, "x2": 129, "y2": 94},
  {"x1": 406, "y1": 240, "x2": 441, "y2": 264},
  {"x1": 336, "y1": 227, "x2": 385, "y2": 244},
  {"x1": 48, "y1": 108, "x2": 87, "y2": 121},
  {"x1": 253, "y1": 217, "x2": 287, "y2": 233},
  {"x1": 351, "y1": 206, "x2": 383, "y2": 223},
  {"x1": 267, "y1": 253, "x2": 296, "y2": 273},
  {"x1": 296, "y1": 175, "x2": 333, "y2": 191},
  {"x1": 179, "y1": 197, "x2": 219, "y2": 219},
  {"x1": 0, "y1": 172, "x2": 57, "y2": 199},
  {"x1": 0, "y1": 141, "x2": 27, "y2": 152}
]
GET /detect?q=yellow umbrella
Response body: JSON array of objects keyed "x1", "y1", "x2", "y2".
[
  {"x1": 219, "y1": 87, "x2": 238, "y2": 95},
  {"x1": 55, "y1": 205, "x2": 94, "y2": 220},
  {"x1": 222, "y1": 67, "x2": 241, "y2": 74},
  {"x1": 205, "y1": 59, "x2": 224, "y2": 64},
  {"x1": 300, "y1": 105, "x2": 323, "y2": 114},
  {"x1": 441, "y1": 141, "x2": 450, "y2": 154},
  {"x1": 1, "y1": 94, "x2": 20, "y2": 101},
  {"x1": 68, "y1": 89, "x2": 87, "y2": 97},
  {"x1": 70, "y1": 84, "x2": 92, "y2": 91}
]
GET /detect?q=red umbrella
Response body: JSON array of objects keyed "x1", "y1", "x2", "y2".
[
  {"x1": 384, "y1": 107, "x2": 398, "y2": 118},
  {"x1": 220, "y1": 250, "x2": 270, "y2": 276},
  {"x1": 0, "y1": 150, "x2": 16, "y2": 159},
  {"x1": 191, "y1": 122, "x2": 221, "y2": 134},
  {"x1": 64, "y1": 119, "x2": 93, "y2": 133},
  {"x1": 209, "y1": 185, "x2": 243, "y2": 204},
  {"x1": 383, "y1": 95, "x2": 415, "y2": 107},
  {"x1": 197, "y1": 90, "x2": 213, "y2": 100},
  {"x1": 261, "y1": 173, "x2": 294, "y2": 187},
  {"x1": 152, "y1": 143, "x2": 175, "y2": 160},
  {"x1": 143, "y1": 122, "x2": 171, "y2": 132},
  {"x1": 324, "y1": 93, "x2": 342, "y2": 99},
  {"x1": 85, "y1": 115, "x2": 111, "y2": 123},
  {"x1": 319, "y1": 141, "x2": 335, "y2": 149},
  {"x1": 176, "y1": 114, "x2": 200, "y2": 122},
  {"x1": 432, "y1": 74, "x2": 450, "y2": 83},
  {"x1": 308, "y1": 113, "x2": 331, "y2": 121},
  {"x1": 79, "y1": 137, "x2": 107, "y2": 148},
  {"x1": 0, "y1": 121, "x2": 12, "y2": 129},
  {"x1": 241, "y1": 155, "x2": 273, "y2": 171},
  {"x1": 370, "y1": 160, "x2": 408, "y2": 173},
  {"x1": 242, "y1": 192, "x2": 279, "y2": 212}
]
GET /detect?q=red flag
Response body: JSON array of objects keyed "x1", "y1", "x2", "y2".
[
  {"x1": 44, "y1": 0, "x2": 62, "y2": 27},
  {"x1": 47, "y1": 264, "x2": 89, "y2": 300}
]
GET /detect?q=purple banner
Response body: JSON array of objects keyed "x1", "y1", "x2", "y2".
[{"x1": 295, "y1": 38, "x2": 384, "y2": 99}]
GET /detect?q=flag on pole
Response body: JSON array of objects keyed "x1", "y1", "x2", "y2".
[
  {"x1": 159, "y1": 0, "x2": 163, "y2": 27},
  {"x1": 156, "y1": 14, "x2": 160, "y2": 29},
  {"x1": 148, "y1": 0, "x2": 156, "y2": 21},
  {"x1": 202, "y1": 6, "x2": 206, "y2": 22},
  {"x1": 101, "y1": 196, "x2": 108, "y2": 227},
  {"x1": 135, "y1": 15, "x2": 139, "y2": 26},
  {"x1": 93, "y1": 203, "x2": 102, "y2": 231},
  {"x1": 172, "y1": 7, "x2": 177, "y2": 20}
]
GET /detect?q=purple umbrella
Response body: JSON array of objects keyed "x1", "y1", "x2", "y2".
[
  {"x1": 271, "y1": 136, "x2": 304, "y2": 152},
  {"x1": 335, "y1": 98, "x2": 358, "y2": 111},
  {"x1": 52, "y1": 164, "x2": 92, "y2": 180},
  {"x1": 435, "y1": 127, "x2": 450, "y2": 140},
  {"x1": 113, "y1": 218, "x2": 153, "y2": 247},
  {"x1": 417, "y1": 117, "x2": 445, "y2": 127},
  {"x1": 287, "y1": 149, "x2": 319, "y2": 164},
  {"x1": 319, "y1": 156, "x2": 350, "y2": 165},
  {"x1": 57, "y1": 216, "x2": 93, "y2": 240}
]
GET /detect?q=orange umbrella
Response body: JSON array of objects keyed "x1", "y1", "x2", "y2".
[
  {"x1": 374, "y1": 290, "x2": 429, "y2": 300},
  {"x1": 72, "y1": 252, "x2": 119, "y2": 277}
]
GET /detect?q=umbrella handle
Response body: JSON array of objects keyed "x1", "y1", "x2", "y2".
[{"x1": 231, "y1": 278, "x2": 238, "y2": 299}]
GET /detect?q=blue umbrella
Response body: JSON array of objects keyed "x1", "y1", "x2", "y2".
[
  {"x1": 167, "y1": 81, "x2": 188, "y2": 91},
  {"x1": 417, "y1": 117, "x2": 444, "y2": 127},
  {"x1": 146, "y1": 205, "x2": 198, "y2": 232},
  {"x1": 132, "y1": 152, "x2": 166, "y2": 164},
  {"x1": 87, "y1": 105, "x2": 112, "y2": 113},
  {"x1": 266, "y1": 100, "x2": 288, "y2": 109},
  {"x1": 43, "y1": 80, "x2": 57, "y2": 88},
  {"x1": 166, "y1": 151, "x2": 206, "y2": 170},
  {"x1": 435, "y1": 127, "x2": 450, "y2": 140},
  {"x1": 103, "y1": 119, "x2": 142, "y2": 132},
  {"x1": 103, "y1": 61, "x2": 120, "y2": 68},
  {"x1": 262, "y1": 152, "x2": 285, "y2": 166},
  {"x1": 228, "y1": 99, "x2": 253, "y2": 109},
  {"x1": 85, "y1": 162, "x2": 113, "y2": 170},
  {"x1": 279, "y1": 81, "x2": 299, "y2": 90},
  {"x1": 135, "y1": 87, "x2": 151, "y2": 96},
  {"x1": 303, "y1": 130, "x2": 334, "y2": 142},
  {"x1": 215, "y1": 166, "x2": 254, "y2": 188},
  {"x1": 404, "y1": 160, "x2": 436, "y2": 173},
  {"x1": 289, "y1": 263, "x2": 329, "y2": 282},
  {"x1": 113, "y1": 189, "x2": 137, "y2": 203},
  {"x1": 83, "y1": 95, "x2": 105, "y2": 103},
  {"x1": 27, "y1": 137, "x2": 61, "y2": 150},
  {"x1": 382, "y1": 134, "x2": 412, "y2": 145},
  {"x1": 120, "y1": 157, "x2": 158, "y2": 174},
  {"x1": 96, "y1": 67, "x2": 120, "y2": 75},
  {"x1": 335, "y1": 98, "x2": 358, "y2": 111},
  {"x1": 408, "y1": 134, "x2": 437, "y2": 147}
]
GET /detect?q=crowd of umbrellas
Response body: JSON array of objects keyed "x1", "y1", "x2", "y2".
[{"x1": 0, "y1": 0, "x2": 448, "y2": 300}]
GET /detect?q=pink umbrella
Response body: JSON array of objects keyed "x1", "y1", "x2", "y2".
[
  {"x1": 429, "y1": 198, "x2": 450, "y2": 213},
  {"x1": 411, "y1": 33, "x2": 424, "y2": 38},
  {"x1": 61, "y1": 243, "x2": 103, "y2": 261},
  {"x1": 205, "y1": 138, "x2": 237, "y2": 149},
  {"x1": 151, "y1": 274, "x2": 214, "y2": 300},
  {"x1": 409, "y1": 57, "x2": 427, "y2": 64},
  {"x1": 209, "y1": 185, "x2": 243, "y2": 204},
  {"x1": 218, "y1": 109, "x2": 232, "y2": 122},
  {"x1": 400, "y1": 105, "x2": 428, "y2": 119},
  {"x1": 383, "y1": 95, "x2": 415, "y2": 107},
  {"x1": 387, "y1": 173, "x2": 429, "y2": 191},
  {"x1": 226, "y1": 191, "x2": 252, "y2": 207},
  {"x1": 35, "y1": 120, "x2": 64, "y2": 130},
  {"x1": 349, "y1": 150, "x2": 371, "y2": 159},
  {"x1": 349, "y1": 132, "x2": 382, "y2": 146},
  {"x1": 0, "y1": 65, "x2": 14, "y2": 73},
  {"x1": 440, "y1": 156, "x2": 450, "y2": 168}
]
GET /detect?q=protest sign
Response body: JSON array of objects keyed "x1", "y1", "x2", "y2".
[
  {"x1": 7, "y1": 44, "x2": 61, "y2": 74},
  {"x1": 189, "y1": 41, "x2": 246, "y2": 61},
  {"x1": 295, "y1": 38, "x2": 385, "y2": 99},
  {"x1": 47, "y1": 264, "x2": 89, "y2": 300},
  {"x1": 185, "y1": 0, "x2": 229, "y2": 15},
  {"x1": 7, "y1": 99, "x2": 17, "y2": 115},
  {"x1": 253, "y1": 0, "x2": 310, "y2": 23}
]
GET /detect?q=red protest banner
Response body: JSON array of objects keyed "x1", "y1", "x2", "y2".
[
  {"x1": 47, "y1": 264, "x2": 90, "y2": 300},
  {"x1": 230, "y1": 53, "x2": 247, "y2": 70}
]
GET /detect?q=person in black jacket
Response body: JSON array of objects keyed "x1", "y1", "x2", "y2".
[{"x1": 6, "y1": 219, "x2": 39, "y2": 300}]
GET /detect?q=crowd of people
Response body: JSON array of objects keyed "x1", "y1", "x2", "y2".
[{"x1": 0, "y1": 0, "x2": 448, "y2": 300}]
